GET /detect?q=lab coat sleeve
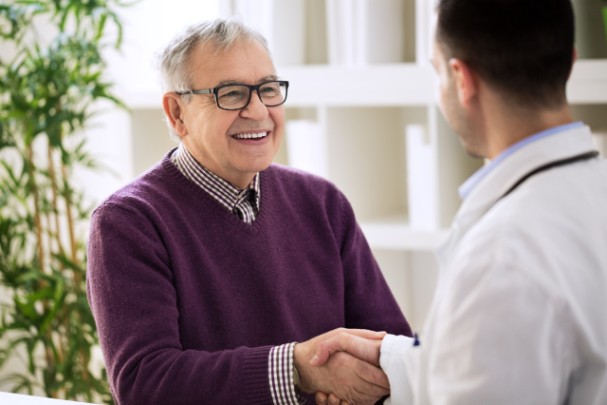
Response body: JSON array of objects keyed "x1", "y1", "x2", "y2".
[{"x1": 380, "y1": 334, "x2": 416, "y2": 405}]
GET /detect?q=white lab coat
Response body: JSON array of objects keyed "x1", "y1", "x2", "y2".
[{"x1": 381, "y1": 125, "x2": 607, "y2": 405}]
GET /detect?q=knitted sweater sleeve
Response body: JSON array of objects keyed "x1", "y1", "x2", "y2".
[
  {"x1": 86, "y1": 201, "x2": 273, "y2": 405},
  {"x1": 333, "y1": 191, "x2": 413, "y2": 337}
]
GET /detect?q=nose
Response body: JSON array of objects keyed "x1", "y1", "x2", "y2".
[{"x1": 239, "y1": 90, "x2": 269, "y2": 120}]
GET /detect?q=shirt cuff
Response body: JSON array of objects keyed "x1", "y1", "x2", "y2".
[
  {"x1": 380, "y1": 334, "x2": 416, "y2": 405},
  {"x1": 268, "y1": 342, "x2": 303, "y2": 405}
]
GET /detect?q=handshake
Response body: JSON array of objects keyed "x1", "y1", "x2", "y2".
[{"x1": 294, "y1": 328, "x2": 390, "y2": 405}]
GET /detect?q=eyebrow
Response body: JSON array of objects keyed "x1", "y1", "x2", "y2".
[{"x1": 215, "y1": 75, "x2": 279, "y2": 87}]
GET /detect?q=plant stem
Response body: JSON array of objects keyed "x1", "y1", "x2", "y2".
[
  {"x1": 61, "y1": 161, "x2": 79, "y2": 272},
  {"x1": 26, "y1": 144, "x2": 45, "y2": 273},
  {"x1": 47, "y1": 145, "x2": 66, "y2": 260}
]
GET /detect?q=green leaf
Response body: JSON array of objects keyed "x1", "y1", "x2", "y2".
[
  {"x1": 0, "y1": 372, "x2": 37, "y2": 396},
  {"x1": 0, "y1": 0, "x2": 124, "y2": 401}
]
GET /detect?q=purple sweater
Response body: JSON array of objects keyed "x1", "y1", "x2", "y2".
[{"x1": 86, "y1": 153, "x2": 411, "y2": 405}]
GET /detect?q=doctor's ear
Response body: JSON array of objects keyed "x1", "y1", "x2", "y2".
[
  {"x1": 162, "y1": 93, "x2": 188, "y2": 138},
  {"x1": 449, "y1": 58, "x2": 478, "y2": 106}
]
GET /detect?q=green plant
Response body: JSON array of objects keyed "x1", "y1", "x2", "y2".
[{"x1": 0, "y1": 1, "x2": 130, "y2": 402}]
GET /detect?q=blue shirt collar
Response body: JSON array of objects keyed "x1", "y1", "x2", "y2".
[{"x1": 458, "y1": 121, "x2": 584, "y2": 199}]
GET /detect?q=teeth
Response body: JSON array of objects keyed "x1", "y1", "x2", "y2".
[{"x1": 234, "y1": 132, "x2": 268, "y2": 139}]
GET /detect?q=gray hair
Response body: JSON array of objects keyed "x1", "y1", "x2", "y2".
[
  {"x1": 157, "y1": 18, "x2": 270, "y2": 94},
  {"x1": 157, "y1": 18, "x2": 271, "y2": 140}
]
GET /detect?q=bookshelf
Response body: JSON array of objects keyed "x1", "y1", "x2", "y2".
[{"x1": 101, "y1": 0, "x2": 607, "y2": 329}]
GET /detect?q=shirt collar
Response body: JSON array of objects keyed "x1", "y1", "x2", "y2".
[
  {"x1": 170, "y1": 143, "x2": 261, "y2": 211},
  {"x1": 458, "y1": 121, "x2": 584, "y2": 199}
]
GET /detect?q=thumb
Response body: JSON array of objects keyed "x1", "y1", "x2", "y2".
[{"x1": 310, "y1": 332, "x2": 385, "y2": 367}]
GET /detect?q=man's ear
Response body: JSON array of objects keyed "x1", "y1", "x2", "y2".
[
  {"x1": 449, "y1": 58, "x2": 477, "y2": 107},
  {"x1": 568, "y1": 47, "x2": 577, "y2": 80},
  {"x1": 162, "y1": 93, "x2": 188, "y2": 138}
]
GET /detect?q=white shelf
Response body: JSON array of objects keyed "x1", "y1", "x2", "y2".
[
  {"x1": 118, "y1": 64, "x2": 435, "y2": 109},
  {"x1": 361, "y1": 219, "x2": 449, "y2": 251},
  {"x1": 109, "y1": 0, "x2": 607, "y2": 330},
  {"x1": 120, "y1": 60, "x2": 607, "y2": 110},
  {"x1": 280, "y1": 64, "x2": 434, "y2": 106},
  {"x1": 281, "y1": 59, "x2": 607, "y2": 107},
  {"x1": 568, "y1": 60, "x2": 607, "y2": 103}
]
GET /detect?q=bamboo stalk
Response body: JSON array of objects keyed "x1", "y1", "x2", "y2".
[
  {"x1": 26, "y1": 143, "x2": 59, "y2": 397},
  {"x1": 57, "y1": 132, "x2": 91, "y2": 390},
  {"x1": 61, "y1": 158, "x2": 78, "y2": 269},
  {"x1": 26, "y1": 144, "x2": 45, "y2": 273},
  {"x1": 47, "y1": 143, "x2": 66, "y2": 260},
  {"x1": 47, "y1": 144, "x2": 68, "y2": 377}
]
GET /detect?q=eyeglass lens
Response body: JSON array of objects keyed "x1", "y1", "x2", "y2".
[{"x1": 217, "y1": 81, "x2": 287, "y2": 109}]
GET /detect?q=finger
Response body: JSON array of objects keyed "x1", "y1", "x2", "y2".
[
  {"x1": 332, "y1": 328, "x2": 387, "y2": 340},
  {"x1": 316, "y1": 353, "x2": 390, "y2": 404},
  {"x1": 349, "y1": 353, "x2": 391, "y2": 390},
  {"x1": 311, "y1": 333, "x2": 383, "y2": 366},
  {"x1": 328, "y1": 392, "x2": 341, "y2": 405},
  {"x1": 315, "y1": 391, "x2": 329, "y2": 405},
  {"x1": 296, "y1": 328, "x2": 387, "y2": 393},
  {"x1": 326, "y1": 352, "x2": 391, "y2": 399}
]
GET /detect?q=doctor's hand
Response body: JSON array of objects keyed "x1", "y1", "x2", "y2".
[
  {"x1": 308, "y1": 327, "x2": 385, "y2": 368},
  {"x1": 294, "y1": 328, "x2": 388, "y2": 405}
]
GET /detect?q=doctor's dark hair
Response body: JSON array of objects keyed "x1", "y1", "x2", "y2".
[{"x1": 435, "y1": 0, "x2": 575, "y2": 108}]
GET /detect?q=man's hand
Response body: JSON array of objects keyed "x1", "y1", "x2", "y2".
[
  {"x1": 294, "y1": 328, "x2": 388, "y2": 405},
  {"x1": 309, "y1": 328, "x2": 385, "y2": 367},
  {"x1": 315, "y1": 391, "x2": 352, "y2": 405}
]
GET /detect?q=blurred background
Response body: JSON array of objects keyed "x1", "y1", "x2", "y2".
[{"x1": 1, "y1": 0, "x2": 606, "y2": 402}]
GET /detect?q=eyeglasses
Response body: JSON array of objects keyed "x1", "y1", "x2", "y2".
[{"x1": 177, "y1": 80, "x2": 289, "y2": 111}]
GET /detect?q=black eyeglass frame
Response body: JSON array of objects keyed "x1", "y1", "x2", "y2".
[{"x1": 176, "y1": 80, "x2": 289, "y2": 111}]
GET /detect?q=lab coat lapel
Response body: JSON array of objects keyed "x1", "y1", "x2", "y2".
[{"x1": 436, "y1": 125, "x2": 597, "y2": 271}]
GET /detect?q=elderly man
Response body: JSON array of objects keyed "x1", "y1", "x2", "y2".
[
  {"x1": 312, "y1": 0, "x2": 607, "y2": 404},
  {"x1": 86, "y1": 18, "x2": 411, "y2": 405}
]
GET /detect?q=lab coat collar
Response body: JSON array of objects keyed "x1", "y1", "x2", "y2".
[{"x1": 437, "y1": 124, "x2": 597, "y2": 268}]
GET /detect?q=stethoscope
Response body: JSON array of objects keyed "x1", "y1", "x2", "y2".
[{"x1": 499, "y1": 150, "x2": 600, "y2": 200}]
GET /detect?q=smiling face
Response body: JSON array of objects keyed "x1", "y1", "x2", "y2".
[{"x1": 169, "y1": 39, "x2": 285, "y2": 189}]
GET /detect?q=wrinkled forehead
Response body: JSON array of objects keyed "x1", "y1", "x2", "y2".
[{"x1": 188, "y1": 39, "x2": 276, "y2": 85}]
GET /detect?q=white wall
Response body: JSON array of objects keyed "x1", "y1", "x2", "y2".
[
  {"x1": 0, "y1": 1, "x2": 220, "y2": 388},
  {"x1": 79, "y1": 0, "x2": 220, "y2": 207}
]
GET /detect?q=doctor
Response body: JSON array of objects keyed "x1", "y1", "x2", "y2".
[{"x1": 309, "y1": 0, "x2": 607, "y2": 403}]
